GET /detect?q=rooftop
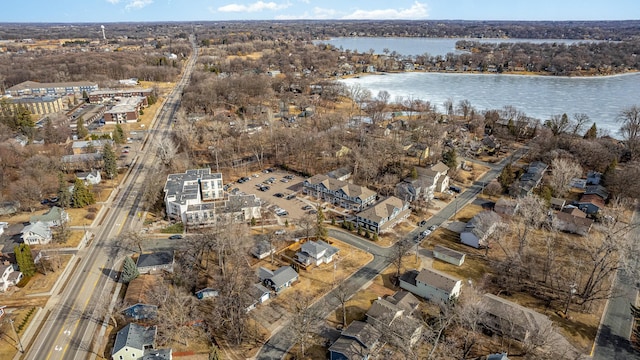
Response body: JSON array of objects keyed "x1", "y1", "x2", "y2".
[
  {"x1": 112, "y1": 323, "x2": 156, "y2": 354},
  {"x1": 137, "y1": 251, "x2": 174, "y2": 268}
]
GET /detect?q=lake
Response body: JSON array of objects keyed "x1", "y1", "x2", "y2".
[
  {"x1": 314, "y1": 37, "x2": 595, "y2": 57},
  {"x1": 340, "y1": 71, "x2": 640, "y2": 136}
]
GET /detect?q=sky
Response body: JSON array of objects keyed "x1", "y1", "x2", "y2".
[{"x1": 0, "y1": 0, "x2": 638, "y2": 23}]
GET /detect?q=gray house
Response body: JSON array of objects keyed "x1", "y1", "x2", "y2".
[
  {"x1": 136, "y1": 251, "x2": 175, "y2": 274},
  {"x1": 111, "y1": 323, "x2": 171, "y2": 360},
  {"x1": 460, "y1": 211, "x2": 501, "y2": 249},
  {"x1": 399, "y1": 268, "x2": 462, "y2": 304},
  {"x1": 433, "y1": 245, "x2": 466, "y2": 266},
  {"x1": 480, "y1": 293, "x2": 553, "y2": 342},
  {"x1": 258, "y1": 266, "x2": 298, "y2": 293},
  {"x1": 329, "y1": 321, "x2": 381, "y2": 360}
]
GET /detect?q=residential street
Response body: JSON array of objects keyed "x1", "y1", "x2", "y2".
[
  {"x1": 592, "y1": 210, "x2": 640, "y2": 360},
  {"x1": 254, "y1": 147, "x2": 528, "y2": 359}
]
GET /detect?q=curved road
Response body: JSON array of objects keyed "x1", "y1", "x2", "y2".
[
  {"x1": 20, "y1": 35, "x2": 199, "y2": 360},
  {"x1": 256, "y1": 148, "x2": 528, "y2": 359}
]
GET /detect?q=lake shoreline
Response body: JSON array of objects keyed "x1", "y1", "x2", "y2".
[{"x1": 340, "y1": 69, "x2": 640, "y2": 81}]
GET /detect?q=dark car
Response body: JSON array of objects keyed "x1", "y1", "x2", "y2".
[
  {"x1": 169, "y1": 234, "x2": 183, "y2": 240},
  {"x1": 449, "y1": 185, "x2": 462, "y2": 193},
  {"x1": 274, "y1": 193, "x2": 284, "y2": 198},
  {"x1": 284, "y1": 174, "x2": 295, "y2": 180},
  {"x1": 418, "y1": 220, "x2": 427, "y2": 227},
  {"x1": 302, "y1": 205, "x2": 313, "y2": 211},
  {"x1": 308, "y1": 209, "x2": 318, "y2": 214}
]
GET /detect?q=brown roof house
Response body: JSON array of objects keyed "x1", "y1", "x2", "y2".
[
  {"x1": 399, "y1": 268, "x2": 462, "y2": 304},
  {"x1": 480, "y1": 293, "x2": 554, "y2": 342},
  {"x1": 354, "y1": 196, "x2": 410, "y2": 234},
  {"x1": 122, "y1": 274, "x2": 160, "y2": 320},
  {"x1": 552, "y1": 211, "x2": 593, "y2": 236},
  {"x1": 303, "y1": 174, "x2": 376, "y2": 211},
  {"x1": 365, "y1": 291, "x2": 423, "y2": 347}
]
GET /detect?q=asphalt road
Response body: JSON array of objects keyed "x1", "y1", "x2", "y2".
[
  {"x1": 592, "y1": 209, "x2": 640, "y2": 360},
  {"x1": 255, "y1": 148, "x2": 527, "y2": 359},
  {"x1": 20, "y1": 35, "x2": 199, "y2": 360}
]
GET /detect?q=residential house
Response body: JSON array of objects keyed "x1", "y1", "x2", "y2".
[
  {"x1": 61, "y1": 153, "x2": 103, "y2": 172},
  {"x1": 460, "y1": 211, "x2": 501, "y2": 249},
  {"x1": 0, "y1": 263, "x2": 23, "y2": 292},
  {"x1": 553, "y1": 211, "x2": 593, "y2": 236},
  {"x1": 111, "y1": 323, "x2": 171, "y2": 360},
  {"x1": 354, "y1": 196, "x2": 410, "y2": 234},
  {"x1": 584, "y1": 185, "x2": 609, "y2": 200},
  {"x1": 576, "y1": 194, "x2": 605, "y2": 215},
  {"x1": 71, "y1": 139, "x2": 114, "y2": 155},
  {"x1": 562, "y1": 206, "x2": 587, "y2": 218},
  {"x1": 365, "y1": 291, "x2": 423, "y2": 346},
  {"x1": 406, "y1": 143, "x2": 430, "y2": 160},
  {"x1": 122, "y1": 275, "x2": 160, "y2": 320},
  {"x1": 550, "y1": 198, "x2": 566, "y2": 211},
  {"x1": 303, "y1": 174, "x2": 377, "y2": 211},
  {"x1": 195, "y1": 288, "x2": 219, "y2": 300},
  {"x1": 329, "y1": 321, "x2": 381, "y2": 360},
  {"x1": 586, "y1": 170, "x2": 602, "y2": 185},
  {"x1": 76, "y1": 170, "x2": 101, "y2": 185},
  {"x1": 30, "y1": 206, "x2": 69, "y2": 227},
  {"x1": 430, "y1": 162, "x2": 450, "y2": 192},
  {"x1": 136, "y1": 251, "x2": 174, "y2": 274},
  {"x1": 399, "y1": 268, "x2": 462, "y2": 304},
  {"x1": 569, "y1": 178, "x2": 587, "y2": 190},
  {"x1": 327, "y1": 167, "x2": 353, "y2": 182},
  {"x1": 433, "y1": 245, "x2": 466, "y2": 266},
  {"x1": 21, "y1": 221, "x2": 53, "y2": 245},
  {"x1": 480, "y1": 293, "x2": 553, "y2": 342},
  {"x1": 511, "y1": 161, "x2": 548, "y2": 197},
  {"x1": 296, "y1": 240, "x2": 340, "y2": 266},
  {"x1": 258, "y1": 266, "x2": 298, "y2": 293},
  {"x1": 396, "y1": 164, "x2": 449, "y2": 202},
  {"x1": 494, "y1": 198, "x2": 519, "y2": 216},
  {"x1": 247, "y1": 283, "x2": 271, "y2": 311},
  {"x1": 252, "y1": 240, "x2": 275, "y2": 260}
]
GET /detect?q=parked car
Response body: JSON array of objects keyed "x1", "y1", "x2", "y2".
[
  {"x1": 428, "y1": 225, "x2": 437, "y2": 231},
  {"x1": 274, "y1": 193, "x2": 284, "y2": 198},
  {"x1": 421, "y1": 230, "x2": 432, "y2": 237},
  {"x1": 418, "y1": 220, "x2": 427, "y2": 227},
  {"x1": 169, "y1": 234, "x2": 183, "y2": 240},
  {"x1": 280, "y1": 178, "x2": 289, "y2": 183},
  {"x1": 275, "y1": 229, "x2": 286, "y2": 235},
  {"x1": 449, "y1": 185, "x2": 462, "y2": 193},
  {"x1": 285, "y1": 193, "x2": 296, "y2": 200},
  {"x1": 302, "y1": 205, "x2": 313, "y2": 211},
  {"x1": 308, "y1": 209, "x2": 318, "y2": 214},
  {"x1": 284, "y1": 174, "x2": 295, "y2": 180}
]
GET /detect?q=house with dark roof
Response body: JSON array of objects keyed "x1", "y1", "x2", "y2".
[
  {"x1": 460, "y1": 211, "x2": 501, "y2": 249},
  {"x1": 399, "y1": 268, "x2": 462, "y2": 304},
  {"x1": 353, "y1": 196, "x2": 410, "y2": 234},
  {"x1": 296, "y1": 240, "x2": 339, "y2": 266},
  {"x1": 329, "y1": 321, "x2": 381, "y2": 360},
  {"x1": 302, "y1": 174, "x2": 376, "y2": 211},
  {"x1": 584, "y1": 185, "x2": 609, "y2": 200},
  {"x1": 252, "y1": 240, "x2": 275, "y2": 260},
  {"x1": 258, "y1": 266, "x2": 298, "y2": 293},
  {"x1": 247, "y1": 283, "x2": 271, "y2": 311},
  {"x1": 136, "y1": 251, "x2": 174, "y2": 274},
  {"x1": 111, "y1": 323, "x2": 171, "y2": 360},
  {"x1": 586, "y1": 170, "x2": 602, "y2": 185},
  {"x1": 480, "y1": 293, "x2": 553, "y2": 342},
  {"x1": 122, "y1": 275, "x2": 159, "y2": 320},
  {"x1": 494, "y1": 198, "x2": 519, "y2": 216},
  {"x1": 511, "y1": 161, "x2": 548, "y2": 197}
]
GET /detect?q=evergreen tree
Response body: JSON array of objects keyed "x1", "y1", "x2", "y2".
[
  {"x1": 57, "y1": 173, "x2": 71, "y2": 208},
  {"x1": 76, "y1": 116, "x2": 88, "y2": 138},
  {"x1": 584, "y1": 122, "x2": 598, "y2": 139},
  {"x1": 14, "y1": 244, "x2": 36, "y2": 277},
  {"x1": 410, "y1": 167, "x2": 418, "y2": 179},
  {"x1": 121, "y1": 256, "x2": 139, "y2": 284},
  {"x1": 498, "y1": 163, "x2": 515, "y2": 192},
  {"x1": 103, "y1": 143, "x2": 117, "y2": 179},
  {"x1": 71, "y1": 178, "x2": 95, "y2": 208},
  {"x1": 82, "y1": 90, "x2": 88, "y2": 102},
  {"x1": 316, "y1": 206, "x2": 328, "y2": 240},
  {"x1": 112, "y1": 124, "x2": 125, "y2": 144},
  {"x1": 372, "y1": 232, "x2": 379, "y2": 241},
  {"x1": 442, "y1": 148, "x2": 458, "y2": 169}
]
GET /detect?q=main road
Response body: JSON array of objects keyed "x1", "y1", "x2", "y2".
[
  {"x1": 255, "y1": 148, "x2": 528, "y2": 359},
  {"x1": 21, "y1": 35, "x2": 198, "y2": 360}
]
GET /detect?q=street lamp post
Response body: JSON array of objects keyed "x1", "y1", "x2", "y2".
[{"x1": 9, "y1": 318, "x2": 24, "y2": 353}]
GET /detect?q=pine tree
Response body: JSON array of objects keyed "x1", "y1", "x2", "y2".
[
  {"x1": 57, "y1": 173, "x2": 71, "y2": 208},
  {"x1": 71, "y1": 178, "x2": 95, "y2": 208},
  {"x1": 82, "y1": 90, "x2": 88, "y2": 101},
  {"x1": 103, "y1": 143, "x2": 117, "y2": 179},
  {"x1": 112, "y1": 124, "x2": 126, "y2": 144},
  {"x1": 316, "y1": 207, "x2": 328, "y2": 239},
  {"x1": 14, "y1": 244, "x2": 36, "y2": 277},
  {"x1": 410, "y1": 167, "x2": 418, "y2": 179},
  {"x1": 584, "y1": 122, "x2": 598, "y2": 139},
  {"x1": 498, "y1": 163, "x2": 515, "y2": 192},
  {"x1": 121, "y1": 256, "x2": 139, "y2": 284},
  {"x1": 76, "y1": 117, "x2": 88, "y2": 138},
  {"x1": 442, "y1": 148, "x2": 458, "y2": 169}
]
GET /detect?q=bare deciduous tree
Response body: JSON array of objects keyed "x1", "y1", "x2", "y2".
[{"x1": 549, "y1": 156, "x2": 582, "y2": 197}]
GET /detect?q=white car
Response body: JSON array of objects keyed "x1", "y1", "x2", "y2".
[
  {"x1": 421, "y1": 230, "x2": 431, "y2": 237},
  {"x1": 275, "y1": 229, "x2": 286, "y2": 235}
]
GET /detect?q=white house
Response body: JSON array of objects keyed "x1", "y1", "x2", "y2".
[
  {"x1": 21, "y1": 222, "x2": 53, "y2": 245},
  {"x1": 76, "y1": 170, "x2": 101, "y2": 185},
  {"x1": 0, "y1": 263, "x2": 23, "y2": 292},
  {"x1": 296, "y1": 240, "x2": 340, "y2": 266},
  {"x1": 399, "y1": 268, "x2": 462, "y2": 304},
  {"x1": 460, "y1": 211, "x2": 501, "y2": 249},
  {"x1": 164, "y1": 168, "x2": 224, "y2": 222},
  {"x1": 111, "y1": 323, "x2": 172, "y2": 360}
]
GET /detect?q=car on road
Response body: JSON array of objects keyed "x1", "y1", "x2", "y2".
[
  {"x1": 308, "y1": 209, "x2": 318, "y2": 214},
  {"x1": 449, "y1": 185, "x2": 462, "y2": 193},
  {"x1": 285, "y1": 193, "x2": 296, "y2": 200},
  {"x1": 428, "y1": 225, "x2": 437, "y2": 231},
  {"x1": 302, "y1": 205, "x2": 313, "y2": 210},
  {"x1": 418, "y1": 220, "x2": 427, "y2": 227},
  {"x1": 421, "y1": 229, "x2": 432, "y2": 237},
  {"x1": 274, "y1": 208, "x2": 288, "y2": 216},
  {"x1": 274, "y1": 193, "x2": 284, "y2": 198},
  {"x1": 169, "y1": 234, "x2": 183, "y2": 240},
  {"x1": 275, "y1": 229, "x2": 286, "y2": 235},
  {"x1": 122, "y1": 149, "x2": 129, "y2": 153}
]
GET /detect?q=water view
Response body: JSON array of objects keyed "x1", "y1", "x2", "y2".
[
  {"x1": 340, "y1": 71, "x2": 640, "y2": 136},
  {"x1": 314, "y1": 37, "x2": 596, "y2": 57}
]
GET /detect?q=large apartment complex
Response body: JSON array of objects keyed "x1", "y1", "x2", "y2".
[
  {"x1": 163, "y1": 168, "x2": 260, "y2": 227},
  {"x1": 5, "y1": 80, "x2": 98, "y2": 97},
  {"x1": 303, "y1": 174, "x2": 377, "y2": 211}
]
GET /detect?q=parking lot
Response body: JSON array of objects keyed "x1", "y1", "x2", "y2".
[{"x1": 228, "y1": 168, "x2": 318, "y2": 221}]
